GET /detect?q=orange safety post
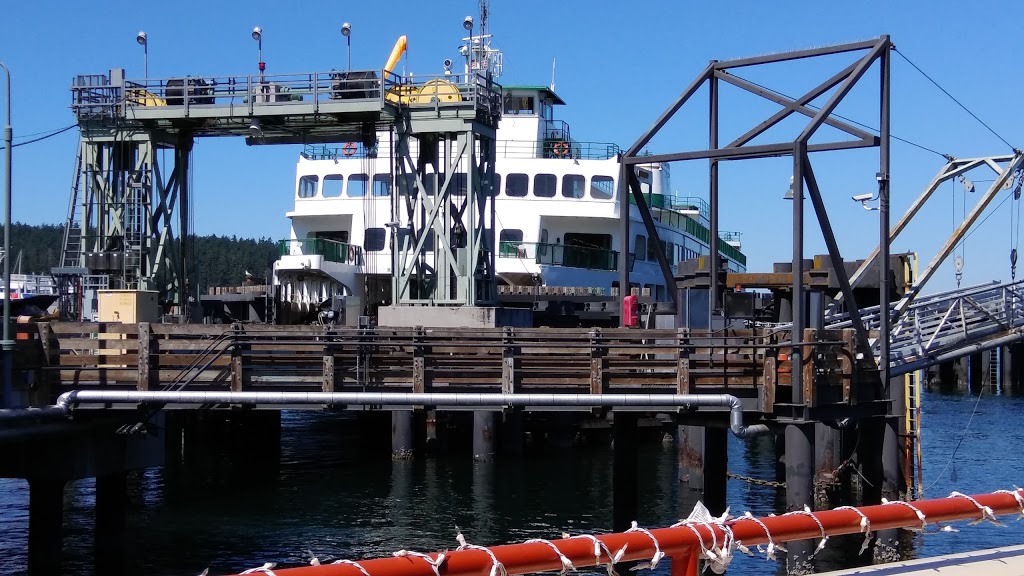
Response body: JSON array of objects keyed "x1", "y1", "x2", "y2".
[{"x1": 227, "y1": 489, "x2": 1024, "y2": 576}]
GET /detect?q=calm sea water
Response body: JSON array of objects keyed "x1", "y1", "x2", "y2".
[{"x1": 2, "y1": 389, "x2": 1022, "y2": 575}]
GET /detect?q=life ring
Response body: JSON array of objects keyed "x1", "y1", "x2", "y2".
[
  {"x1": 348, "y1": 245, "x2": 356, "y2": 263},
  {"x1": 342, "y1": 142, "x2": 358, "y2": 157},
  {"x1": 552, "y1": 141, "x2": 570, "y2": 157}
]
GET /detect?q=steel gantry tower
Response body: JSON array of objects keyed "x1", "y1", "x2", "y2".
[{"x1": 63, "y1": 64, "x2": 502, "y2": 313}]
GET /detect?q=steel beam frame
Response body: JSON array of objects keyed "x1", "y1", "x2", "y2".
[
  {"x1": 61, "y1": 131, "x2": 191, "y2": 311},
  {"x1": 619, "y1": 36, "x2": 892, "y2": 402},
  {"x1": 392, "y1": 120, "x2": 497, "y2": 306}
]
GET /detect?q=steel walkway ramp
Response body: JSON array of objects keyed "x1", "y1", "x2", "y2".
[{"x1": 826, "y1": 280, "x2": 1024, "y2": 376}]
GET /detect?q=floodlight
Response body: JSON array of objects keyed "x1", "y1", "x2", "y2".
[
  {"x1": 252, "y1": 26, "x2": 262, "y2": 41},
  {"x1": 463, "y1": 16, "x2": 474, "y2": 31},
  {"x1": 136, "y1": 31, "x2": 147, "y2": 46},
  {"x1": 341, "y1": 22, "x2": 351, "y2": 37}
]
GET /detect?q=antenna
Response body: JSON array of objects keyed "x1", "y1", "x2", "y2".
[
  {"x1": 551, "y1": 58, "x2": 556, "y2": 92},
  {"x1": 479, "y1": 0, "x2": 489, "y2": 39}
]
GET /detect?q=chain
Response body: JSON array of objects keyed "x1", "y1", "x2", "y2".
[{"x1": 727, "y1": 471, "x2": 785, "y2": 488}]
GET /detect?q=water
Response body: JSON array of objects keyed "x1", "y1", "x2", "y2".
[{"x1": 2, "y1": 389, "x2": 1022, "y2": 575}]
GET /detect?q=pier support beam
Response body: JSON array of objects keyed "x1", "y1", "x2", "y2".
[
  {"x1": 677, "y1": 424, "x2": 727, "y2": 513},
  {"x1": 28, "y1": 477, "x2": 65, "y2": 576},
  {"x1": 613, "y1": 412, "x2": 638, "y2": 532},
  {"x1": 501, "y1": 410, "x2": 524, "y2": 457},
  {"x1": 473, "y1": 411, "x2": 497, "y2": 462},
  {"x1": 95, "y1": 471, "x2": 128, "y2": 575},
  {"x1": 785, "y1": 422, "x2": 815, "y2": 575},
  {"x1": 814, "y1": 423, "x2": 842, "y2": 507},
  {"x1": 392, "y1": 411, "x2": 415, "y2": 460}
]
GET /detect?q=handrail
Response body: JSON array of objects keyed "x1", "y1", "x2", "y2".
[
  {"x1": 279, "y1": 238, "x2": 362, "y2": 265},
  {"x1": 219, "y1": 488, "x2": 1024, "y2": 576},
  {"x1": 499, "y1": 241, "x2": 619, "y2": 271}
]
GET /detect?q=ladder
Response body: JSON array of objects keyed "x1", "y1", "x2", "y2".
[
  {"x1": 904, "y1": 370, "x2": 923, "y2": 499},
  {"x1": 60, "y1": 147, "x2": 84, "y2": 269},
  {"x1": 988, "y1": 348, "x2": 1000, "y2": 391}
]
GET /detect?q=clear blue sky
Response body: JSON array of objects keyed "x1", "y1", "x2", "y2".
[{"x1": 2, "y1": 0, "x2": 1021, "y2": 292}]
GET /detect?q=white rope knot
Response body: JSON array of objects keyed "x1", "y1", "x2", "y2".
[
  {"x1": 740, "y1": 511, "x2": 786, "y2": 561},
  {"x1": 949, "y1": 491, "x2": 1004, "y2": 526},
  {"x1": 456, "y1": 527, "x2": 507, "y2": 576},
  {"x1": 782, "y1": 506, "x2": 829, "y2": 558},
  {"x1": 240, "y1": 563, "x2": 278, "y2": 576},
  {"x1": 393, "y1": 550, "x2": 448, "y2": 576},
  {"x1": 330, "y1": 559, "x2": 373, "y2": 576},
  {"x1": 569, "y1": 534, "x2": 626, "y2": 576},
  {"x1": 524, "y1": 539, "x2": 576, "y2": 575},
  {"x1": 882, "y1": 499, "x2": 928, "y2": 531},
  {"x1": 993, "y1": 486, "x2": 1024, "y2": 518},
  {"x1": 624, "y1": 521, "x2": 666, "y2": 571},
  {"x1": 835, "y1": 506, "x2": 873, "y2": 555}
]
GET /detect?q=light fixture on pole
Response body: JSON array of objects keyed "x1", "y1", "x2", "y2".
[
  {"x1": 136, "y1": 31, "x2": 148, "y2": 85},
  {"x1": 341, "y1": 22, "x2": 351, "y2": 72},
  {"x1": 463, "y1": 15, "x2": 474, "y2": 74},
  {"x1": 0, "y1": 61, "x2": 12, "y2": 409},
  {"x1": 248, "y1": 117, "x2": 263, "y2": 138},
  {"x1": 252, "y1": 26, "x2": 264, "y2": 80},
  {"x1": 783, "y1": 175, "x2": 795, "y2": 200}
]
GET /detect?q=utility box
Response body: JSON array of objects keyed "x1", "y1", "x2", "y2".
[{"x1": 98, "y1": 290, "x2": 160, "y2": 323}]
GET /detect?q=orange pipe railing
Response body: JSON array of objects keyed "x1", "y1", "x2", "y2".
[{"x1": 227, "y1": 489, "x2": 1024, "y2": 576}]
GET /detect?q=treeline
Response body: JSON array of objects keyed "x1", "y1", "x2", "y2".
[{"x1": 5, "y1": 222, "x2": 279, "y2": 293}]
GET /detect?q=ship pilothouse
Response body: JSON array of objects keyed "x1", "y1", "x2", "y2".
[{"x1": 273, "y1": 23, "x2": 746, "y2": 323}]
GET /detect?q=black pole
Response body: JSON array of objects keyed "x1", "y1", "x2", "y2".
[
  {"x1": 618, "y1": 160, "x2": 630, "y2": 324},
  {"x1": 709, "y1": 62, "x2": 720, "y2": 316}
]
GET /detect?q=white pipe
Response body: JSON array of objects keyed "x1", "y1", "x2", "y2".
[{"x1": 0, "y1": 391, "x2": 771, "y2": 438}]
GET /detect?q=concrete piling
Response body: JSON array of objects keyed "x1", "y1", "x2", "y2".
[{"x1": 473, "y1": 411, "x2": 497, "y2": 462}]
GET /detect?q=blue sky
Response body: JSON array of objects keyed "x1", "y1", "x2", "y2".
[{"x1": 1, "y1": 0, "x2": 1021, "y2": 292}]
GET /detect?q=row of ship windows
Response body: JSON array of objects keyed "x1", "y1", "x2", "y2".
[{"x1": 297, "y1": 173, "x2": 617, "y2": 200}]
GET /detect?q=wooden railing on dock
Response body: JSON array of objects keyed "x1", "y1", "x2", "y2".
[{"x1": 13, "y1": 322, "x2": 861, "y2": 415}]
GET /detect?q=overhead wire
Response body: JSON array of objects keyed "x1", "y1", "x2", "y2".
[
  {"x1": 893, "y1": 48, "x2": 1018, "y2": 153},
  {"x1": 7, "y1": 124, "x2": 77, "y2": 148},
  {"x1": 734, "y1": 77, "x2": 949, "y2": 159}
]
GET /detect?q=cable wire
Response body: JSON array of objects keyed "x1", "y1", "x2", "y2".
[
  {"x1": 924, "y1": 383, "x2": 984, "y2": 493},
  {"x1": 734, "y1": 76, "x2": 949, "y2": 159},
  {"x1": 8, "y1": 124, "x2": 77, "y2": 148},
  {"x1": 894, "y1": 48, "x2": 1017, "y2": 152}
]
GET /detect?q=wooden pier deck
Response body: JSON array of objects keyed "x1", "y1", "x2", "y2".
[{"x1": 12, "y1": 322, "x2": 875, "y2": 417}]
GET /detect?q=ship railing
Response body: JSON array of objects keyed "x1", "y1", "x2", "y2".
[
  {"x1": 72, "y1": 69, "x2": 502, "y2": 120},
  {"x1": 277, "y1": 238, "x2": 362, "y2": 266},
  {"x1": 646, "y1": 207, "x2": 746, "y2": 267},
  {"x1": 719, "y1": 231, "x2": 742, "y2": 243},
  {"x1": 223, "y1": 488, "x2": 1024, "y2": 576},
  {"x1": 499, "y1": 241, "x2": 618, "y2": 271}
]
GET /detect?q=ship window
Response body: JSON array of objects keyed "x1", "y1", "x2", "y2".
[
  {"x1": 534, "y1": 174, "x2": 556, "y2": 198},
  {"x1": 539, "y1": 228, "x2": 549, "y2": 256},
  {"x1": 451, "y1": 173, "x2": 467, "y2": 196},
  {"x1": 397, "y1": 173, "x2": 416, "y2": 196},
  {"x1": 364, "y1": 227, "x2": 386, "y2": 252},
  {"x1": 489, "y1": 173, "x2": 501, "y2": 197},
  {"x1": 323, "y1": 175, "x2": 343, "y2": 198},
  {"x1": 591, "y1": 176, "x2": 614, "y2": 200},
  {"x1": 503, "y1": 94, "x2": 535, "y2": 115},
  {"x1": 298, "y1": 175, "x2": 318, "y2": 198},
  {"x1": 647, "y1": 237, "x2": 659, "y2": 261},
  {"x1": 373, "y1": 174, "x2": 392, "y2": 197},
  {"x1": 634, "y1": 235, "x2": 647, "y2": 261},
  {"x1": 505, "y1": 173, "x2": 528, "y2": 197},
  {"x1": 541, "y1": 100, "x2": 553, "y2": 121},
  {"x1": 315, "y1": 230, "x2": 349, "y2": 243},
  {"x1": 562, "y1": 174, "x2": 585, "y2": 199},
  {"x1": 348, "y1": 173, "x2": 368, "y2": 197},
  {"x1": 424, "y1": 173, "x2": 436, "y2": 196}
]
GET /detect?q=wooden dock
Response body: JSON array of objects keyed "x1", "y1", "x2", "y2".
[{"x1": 14, "y1": 322, "x2": 873, "y2": 417}]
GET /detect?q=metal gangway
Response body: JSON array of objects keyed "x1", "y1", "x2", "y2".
[{"x1": 827, "y1": 279, "x2": 1024, "y2": 377}]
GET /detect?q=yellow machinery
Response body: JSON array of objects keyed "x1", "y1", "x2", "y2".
[{"x1": 381, "y1": 35, "x2": 463, "y2": 105}]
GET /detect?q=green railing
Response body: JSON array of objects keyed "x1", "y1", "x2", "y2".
[
  {"x1": 499, "y1": 241, "x2": 618, "y2": 271},
  {"x1": 650, "y1": 210, "x2": 747, "y2": 267},
  {"x1": 278, "y1": 238, "x2": 362, "y2": 265}
]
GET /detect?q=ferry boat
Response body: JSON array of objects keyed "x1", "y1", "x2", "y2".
[{"x1": 272, "y1": 27, "x2": 747, "y2": 324}]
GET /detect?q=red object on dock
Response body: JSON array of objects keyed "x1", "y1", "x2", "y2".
[
  {"x1": 622, "y1": 295, "x2": 639, "y2": 327},
  {"x1": 226, "y1": 489, "x2": 1024, "y2": 576}
]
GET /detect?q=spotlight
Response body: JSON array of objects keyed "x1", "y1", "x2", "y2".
[
  {"x1": 463, "y1": 16, "x2": 474, "y2": 31},
  {"x1": 251, "y1": 26, "x2": 262, "y2": 41},
  {"x1": 341, "y1": 22, "x2": 351, "y2": 37},
  {"x1": 136, "y1": 31, "x2": 147, "y2": 46}
]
